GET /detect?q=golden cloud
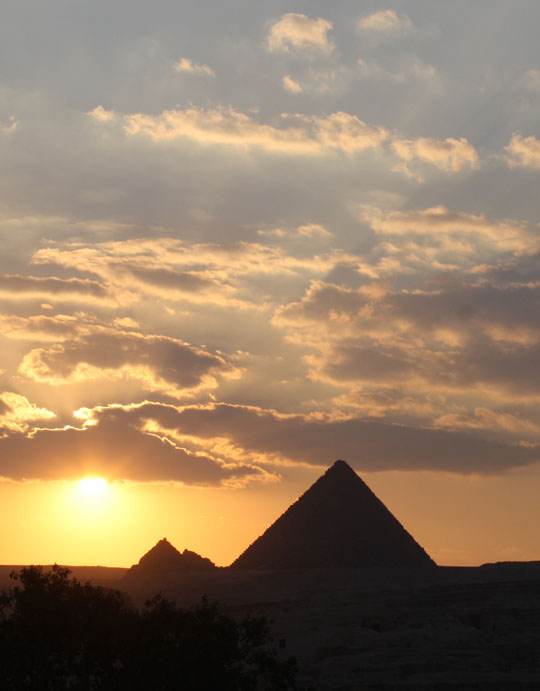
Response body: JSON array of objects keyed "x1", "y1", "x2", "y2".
[
  {"x1": 505, "y1": 133, "x2": 540, "y2": 168},
  {"x1": 0, "y1": 274, "x2": 109, "y2": 302},
  {"x1": 364, "y1": 206, "x2": 538, "y2": 254},
  {"x1": 18, "y1": 327, "x2": 241, "y2": 398},
  {"x1": 174, "y1": 57, "x2": 215, "y2": 77},
  {"x1": 0, "y1": 392, "x2": 55, "y2": 433},
  {"x1": 80, "y1": 401, "x2": 540, "y2": 475},
  {"x1": 357, "y1": 9, "x2": 412, "y2": 33},
  {"x1": 392, "y1": 136, "x2": 478, "y2": 172},
  {"x1": 266, "y1": 13, "x2": 334, "y2": 53},
  {"x1": 121, "y1": 106, "x2": 388, "y2": 155}
]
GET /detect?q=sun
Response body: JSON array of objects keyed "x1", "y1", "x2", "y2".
[
  {"x1": 78, "y1": 477, "x2": 107, "y2": 496},
  {"x1": 71, "y1": 477, "x2": 112, "y2": 514}
]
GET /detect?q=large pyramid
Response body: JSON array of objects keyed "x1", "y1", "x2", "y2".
[{"x1": 231, "y1": 460, "x2": 435, "y2": 569}]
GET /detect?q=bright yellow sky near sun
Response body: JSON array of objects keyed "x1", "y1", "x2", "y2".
[{"x1": 2, "y1": 465, "x2": 540, "y2": 567}]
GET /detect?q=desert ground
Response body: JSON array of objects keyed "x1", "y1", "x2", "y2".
[{"x1": 3, "y1": 563, "x2": 539, "y2": 690}]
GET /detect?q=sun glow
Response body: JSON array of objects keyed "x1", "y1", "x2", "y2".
[
  {"x1": 73, "y1": 477, "x2": 113, "y2": 513},
  {"x1": 79, "y1": 477, "x2": 107, "y2": 496}
]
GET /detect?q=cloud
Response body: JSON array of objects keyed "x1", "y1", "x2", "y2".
[
  {"x1": 276, "y1": 278, "x2": 540, "y2": 348},
  {"x1": 0, "y1": 408, "x2": 268, "y2": 485},
  {"x1": 282, "y1": 75, "x2": 303, "y2": 93},
  {"x1": 122, "y1": 266, "x2": 218, "y2": 295},
  {"x1": 275, "y1": 276, "x2": 540, "y2": 405},
  {"x1": 0, "y1": 115, "x2": 19, "y2": 135},
  {"x1": 75, "y1": 401, "x2": 540, "y2": 475},
  {"x1": 364, "y1": 206, "x2": 537, "y2": 254},
  {"x1": 0, "y1": 314, "x2": 82, "y2": 341},
  {"x1": 435, "y1": 408, "x2": 540, "y2": 435},
  {"x1": 297, "y1": 223, "x2": 332, "y2": 238},
  {"x1": 332, "y1": 388, "x2": 439, "y2": 421},
  {"x1": 0, "y1": 392, "x2": 55, "y2": 433},
  {"x1": 0, "y1": 274, "x2": 109, "y2": 302},
  {"x1": 505, "y1": 133, "x2": 540, "y2": 168},
  {"x1": 174, "y1": 57, "x2": 215, "y2": 77},
  {"x1": 392, "y1": 136, "x2": 478, "y2": 172},
  {"x1": 257, "y1": 223, "x2": 332, "y2": 241},
  {"x1": 90, "y1": 104, "x2": 477, "y2": 176},
  {"x1": 30, "y1": 237, "x2": 358, "y2": 314},
  {"x1": 357, "y1": 9, "x2": 412, "y2": 34},
  {"x1": 120, "y1": 106, "x2": 388, "y2": 155},
  {"x1": 357, "y1": 57, "x2": 437, "y2": 84},
  {"x1": 266, "y1": 13, "x2": 334, "y2": 54},
  {"x1": 308, "y1": 112, "x2": 388, "y2": 153},
  {"x1": 519, "y1": 69, "x2": 540, "y2": 92},
  {"x1": 18, "y1": 327, "x2": 240, "y2": 398},
  {"x1": 88, "y1": 105, "x2": 115, "y2": 122}
]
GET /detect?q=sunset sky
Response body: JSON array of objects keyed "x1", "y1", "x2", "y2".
[{"x1": 2, "y1": 1, "x2": 540, "y2": 567}]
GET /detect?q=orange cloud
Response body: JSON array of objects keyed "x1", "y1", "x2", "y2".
[
  {"x1": 392, "y1": 137, "x2": 478, "y2": 172},
  {"x1": 505, "y1": 133, "x2": 540, "y2": 168},
  {"x1": 31, "y1": 238, "x2": 359, "y2": 310},
  {"x1": 0, "y1": 392, "x2": 55, "y2": 433},
  {"x1": 0, "y1": 274, "x2": 109, "y2": 302},
  {"x1": 174, "y1": 57, "x2": 215, "y2": 77},
  {"x1": 364, "y1": 206, "x2": 537, "y2": 254},
  {"x1": 18, "y1": 327, "x2": 240, "y2": 398},
  {"x1": 282, "y1": 75, "x2": 303, "y2": 93},
  {"x1": 357, "y1": 9, "x2": 412, "y2": 34},
  {"x1": 0, "y1": 409, "x2": 267, "y2": 485},
  {"x1": 78, "y1": 401, "x2": 540, "y2": 475},
  {"x1": 89, "y1": 103, "x2": 480, "y2": 176},
  {"x1": 435, "y1": 407, "x2": 540, "y2": 435},
  {"x1": 122, "y1": 106, "x2": 388, "y2": 155},
  {"x1": 266, "y1": 13, "x2": 334, "y2": 54},
  {"x1": 0, "y1": 314, "x2": 82, "y2": 341}
]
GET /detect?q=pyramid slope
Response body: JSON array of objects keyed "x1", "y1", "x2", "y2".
[
  {"x1": 232, "y1": 460, "x2": 435, "y2": 570},
  {"x1": 128, "y1": 538, "x2": 216, "y2": 575}
]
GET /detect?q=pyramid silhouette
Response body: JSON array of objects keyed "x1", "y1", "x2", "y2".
[
  {"x1": 231, "y1": 460, "x2": 435, "y2": 569},
  {"x1": 128, "y1": 538, "x2": 216, "y2": 575}
]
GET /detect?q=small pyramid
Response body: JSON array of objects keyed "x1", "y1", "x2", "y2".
[
  {"x1": 127, "y1": 538, "x2": 216, "y2": 575},
  {"x1": 231, "y1": 460, "x2": 435, "y2": 569}
]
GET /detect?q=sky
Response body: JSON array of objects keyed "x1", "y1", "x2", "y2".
[{"x1": 2, "y1": 0, "x2": 540, "y2": 567}]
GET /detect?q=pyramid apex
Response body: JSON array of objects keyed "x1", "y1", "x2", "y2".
[{"x1": 329, "y1": 459, "x2": 355, "y2": 472}]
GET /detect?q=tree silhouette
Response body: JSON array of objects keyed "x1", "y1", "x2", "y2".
[{"x1": 0, "y1": 565, "x2": 299, "y2": 690}]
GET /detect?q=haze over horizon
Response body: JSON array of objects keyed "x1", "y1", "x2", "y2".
[{"x1": 2, "y1": 0, "x2": 540, "y2": 568}]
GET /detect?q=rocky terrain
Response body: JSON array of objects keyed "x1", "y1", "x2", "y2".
[{"x1": 119, "y1": 565, "x2": 540, "y2": 690}]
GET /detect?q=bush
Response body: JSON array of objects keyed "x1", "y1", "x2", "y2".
[{"x1": 0, "y1": 565, "x2": 298, "y2": 690}]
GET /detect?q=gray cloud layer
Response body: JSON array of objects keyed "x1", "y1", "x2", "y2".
[{"x1": 2, "y1": 1, "x2": 540, "y2": 482}]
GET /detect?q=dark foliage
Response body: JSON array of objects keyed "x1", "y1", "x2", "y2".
[{"x1": 0, "y1": 565, "x2": 298, "y2": 691}]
